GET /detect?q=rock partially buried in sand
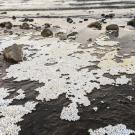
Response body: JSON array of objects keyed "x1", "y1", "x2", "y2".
[
  {"x1": 3, "y1": 44, "x2": 23, "y2": 63},
  {"x1": 88, "y1": 21, "x2": 102, "y2": 30},
  {"x1": 55, "y1": 32, "x2": 67, "y2": 40},
  {"x1": 20, "y1": 23, "x2": 30, "y2": 30},
  {"x1": 21, "y1": 17, "x2": 34, "y2": 22},
  {"x1": 41, "y1": 29, "x2": 53, "y2": 37},
  {"x1": 67, "y1": 32, "x2": 78, "y2": 37},
  {"x1": 106, "y1": 24, "x2": 119, "y2": 37},
  {"x1": 44, "y1": 23, "x2": 51, "y2": 28},
  {"x1": 67, "y1": 17, "x2": 73, "y2": 23},
  {"x1": 106, "y1": 24, "x2": 119, "y2": 31},
  {"x1": 127, "y1": 19, "x2": 135, "y2": 28},
  {"x1": 0, "y1": 22, "x2": 12, "y2": 29}
]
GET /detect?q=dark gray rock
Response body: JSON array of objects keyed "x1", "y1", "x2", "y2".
[
  {"x1": 41, "y1": 29, "x2": 53, "y2": 37},
  {"x1": 106, "y1": 24, "x2": 119, "y2": 37},
  {"x1": 20, "y1": 23, "x2": 30, "y2": 30},
  {"x1": 55, "y1": 32, "x2": 67, "y2": 40},
  {"x1": 88, "y1": 21, "x2": 102, "y2": 30},
  {"x1": 106, "y1": 24, "x2": 119, "y2": 31},
  {"x1": 3, "y1": 44, "x2": 23, "y2": 63},
  {"x1": 67, "y1": 32, "x2": 78, "y2": 37},
  {"x1": 0, "y1": 22, "x2": 12, "y2": 29},
  {"x1": 67, "y1": 17, "x2": 73, "y2": 23},
  {"x1": 12, "y1": 16, "x2": 16, "y2": 20},
  {"x1": 127, "y1": 19, "x2": 135, "y2": 28},
  {"x1": 44, "y1": 23, "x2": 51, "y2": 28}
]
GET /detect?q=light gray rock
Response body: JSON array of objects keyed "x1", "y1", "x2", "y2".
[{"x1": 3, "y1": 44, "x2": 23, "y2": 63}]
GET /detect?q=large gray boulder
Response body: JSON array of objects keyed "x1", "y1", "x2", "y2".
[{"x1": 3, "y1": 44, "x2": 23, "y2": 63}]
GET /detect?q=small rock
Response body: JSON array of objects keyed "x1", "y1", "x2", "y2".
[
  {"x1": 3, "y1": 44, "x2": 23, "y2": 63},
  {"x1": 0, "y1": 22, "x2": 12, "y2": 29},
  {"x1": 127, "y1": 19, "x2": 135, "y2": 28},
  {"x1": 67, "y1": 32, "x2": 78, "y2": 37},
  {"x1": 12, "y1": 16, "x2": 16, "y2": 20},
  {"x1": 107, "y1": 13, "x2": 115, "y2": 19},
  {"x1": 21, "y1": 18, "x2": 34, "y2": 22},
  {"x1": 44, "y1": 23, "x2": 51, "y2": 28},
  {"x1": 20, "y1": 23, "x2": 30, "y2": 29},
  {"x1": 55, "y1": 32, "x2": 67, "y2": 40},
  {"x1": 79, "y1": 21, "x2": 83, "y2": 23},
  {"x1": 87, "y1": 38, "x2": 92, "y2": 42},
  {"x1": 41, "y1": 29, "x2": 53, "y2": 37},
  {"x1": 67, "y1": 17, "x2": 73, "y2": 23},
  {"x1": 84, "y1": 18, "x2": 88, "y2": 21},
  {"x1": 101, "y1": 14, "x2": 105, "y2": 17},
  {"x1": 88, "y1": 21, "x2": 102, "y2": 30},
  {"x1": 106, "y1": 24, "x2": 119, "y2": 31},
  {"x1": 106, "y1": 24, "x2": 119, "y2": 37},
  {"x1": 1, "y1": 12, "x2": 7, "y2": 14}
]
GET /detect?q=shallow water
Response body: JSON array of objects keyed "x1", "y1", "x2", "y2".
[{"x1": 0, "y1": 0, "x2": 135, "y2": 10}]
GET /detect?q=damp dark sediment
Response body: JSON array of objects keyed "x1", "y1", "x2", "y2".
[{"x1": 18, "y1": 83, "x2": 135, "y2": 135}]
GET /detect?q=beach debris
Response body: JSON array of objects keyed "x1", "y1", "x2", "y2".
[
  {"x1": 106, "y1": 24, "x2": 119, "y2": 37},
  {"x1": 3, "y1": 44, "x2": 23, "y2": 63},
  {"x1": 88, "y1": 21, "x2": 102, "y2": 30},
  {"x1": 88, "y1": 124, "x2": 135, "y2": 135},
  {"x1": 41, "y1": 29, "x2": 53, "y2": 37},
  {"x1": 20, "y1": 23, "x2": 30, "y2": 30},
  {"x1": 67, "y1": 17, "x2": 73, "y2": 23},
  {"x1": 127, "y1": 18, "x2": 135, "y2": 28},
  {"x1": 0, "y1": 21, "x2": 12, "y2": 29}
]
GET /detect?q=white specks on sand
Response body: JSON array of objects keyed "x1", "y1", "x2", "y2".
[{"x1": 88, "y1": 124, "x2": 135, "y2": 135}]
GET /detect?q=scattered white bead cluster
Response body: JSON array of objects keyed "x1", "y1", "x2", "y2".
[
  {"x1": 88, "y1": 124, "x2": 135, "y2": 135},
  {"x1": 2, "y1": 33, "x2": 135, "y2": 122}
]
